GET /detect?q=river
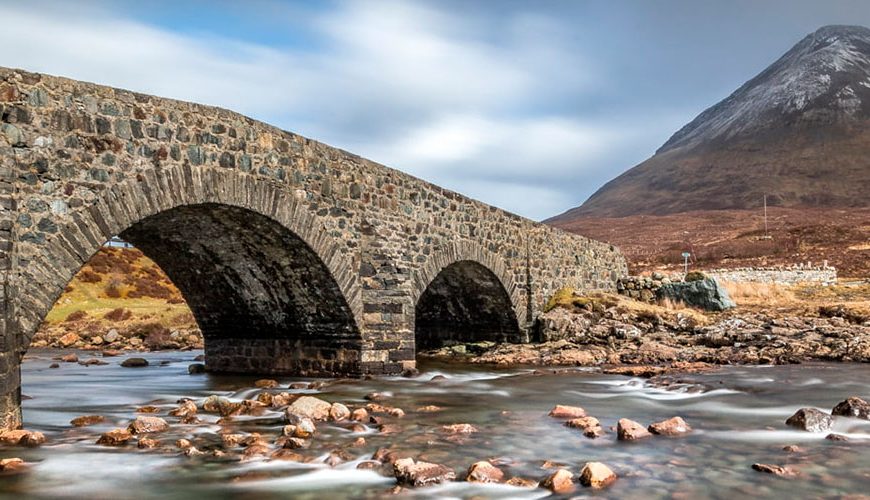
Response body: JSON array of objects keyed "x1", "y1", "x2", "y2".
[{"x1": 1, "y1": 349, "x2": 868, "y2": 498}]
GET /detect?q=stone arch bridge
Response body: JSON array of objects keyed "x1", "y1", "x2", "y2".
[{"x1": 0, "y1": 68, "x2": 626, "y2": 429}]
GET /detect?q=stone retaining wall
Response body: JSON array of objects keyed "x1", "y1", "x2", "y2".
[{"x1": 708, "y1": 265, "x2": 837, "y2": 285}]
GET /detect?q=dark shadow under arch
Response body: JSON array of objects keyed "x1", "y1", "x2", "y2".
[
  {"x1": 414, "y1": 260, "x2": 522, "y2": 351},
  {"x1": 118, "y1": 203, "x2": 361, "y2": 375}
]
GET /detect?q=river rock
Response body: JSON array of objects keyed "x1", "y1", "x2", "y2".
[
  {"x1": 825, "y1": 433, "x2": 849, "y2": 441},
  {"x1": 183, "y1": 446, "x2": 205, "y2": 457},
  {"x1": 128, "y1": 416, "x2": 169, "y2": 434},
  {"x1": 58, "y1": 332, "x2": 80, "y2": 347},
  {"x1": 104, "y1": 329, "x2": 120, "y2": 342},
  {"x1": 79, "y1": 358, "x2": 108, "y2": 366},
  {"x1": 831, "y1": 397, "x2": 870, "y2": 420},
  {"x1": 0, "y1": 458, "x2": 26, "y2": 472},
  {"x1": 351, "y1": 408, "x2": 368, "y2": 421},
  {"x1": 120, "y1": 357, "x2": 149, "y2": 368},
  {"x1": 394, "y1": 457, "x2": 456, "y2": 486},
  {"x1": 202, "y1": 395, "x2": 242, "y2": 416},
  {"x1": 752, "y1": 463, "x2": 798, "y2": 477},
  {"x1": 565, "y1": 416, "x2": 604, "y2": 438},
  {"x1": 96, "y1": 429, "x2": 132, "y2": 446},
  {"x1": 548, "y1": 404, "x2": 586, "y2": 419},
  {"x1": 137, "y1": 437, "x2": 160, "y2": 449},
  {"x1": 291, "y1": 417, "x2": 317, "y2": 438},
  {"x1": 169, "y1": 400, "x2": 197, "y2": 417},
  {"x1": 541, "y1": 469, "x2": 574, "y2": 493},
  {"x1": 618, "y1": 418, "x2": 652, "y2": 440},
  {"x1": 785, "y1": 408, "x2": 833, "y2": 432},
  {"x1": 272, "y1": 449, "x2": 305, "y2": 461},
  {"x1": 282, "y1": 437, "x2": 310, "y2": 449},
  {"x1": 70, "y1": 415, "x2": 105, "y2": 427},
  {"x1": 648, "y1": 416, "x2": 692, "y2": 436},
  {"x1": 59, "y1": 353, "x2": 78, "y2": 363},
  {"x1": 466, "y1": 461, "x2": 504, "y2": 483},
  {"x1": 271, "y1": 392, "x2": 295, "y2": 407},
  {"x1": 285, "y1": 396, "x2": 332, "y2": 421},
  {"x1": 579, "y1": 462, "x2": 617, "y2": 488},
  {"x1": 188, "y1": 363, "x2": 205, "y2": 374},
  {"x1": 656, "y1": 276, "x2": 736, "y2": 311},
  {"x1": 49, "y1": 363, "x2": 59, "y2": 368},
  {"x1": 0, "y1": 429, "x2": 45, "y2": 447},
  {"x1": 329, "y1": 402, "x2": 350, "y2": 421},
  {"x1": 506, "y1": 477, "x2": 539, "y2": 488},
  {"x1": 441, "y1": 423, "x2": 478, "y2": 434},
  {"x1": 254, "y1": 379, "x2": 278, "y2": 389}
]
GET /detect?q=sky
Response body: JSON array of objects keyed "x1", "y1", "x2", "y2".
[{"x1": 4, "y1": 1, "x2": 870, "y2": 220}]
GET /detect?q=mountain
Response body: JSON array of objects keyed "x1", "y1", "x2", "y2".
[{"x1": 550, "y1": 25, "x2": 870, "y2": 221}]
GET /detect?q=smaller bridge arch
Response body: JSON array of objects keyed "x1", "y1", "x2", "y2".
[{"x1": 411, "y1": 242, "x2": 527, "y2": 352}]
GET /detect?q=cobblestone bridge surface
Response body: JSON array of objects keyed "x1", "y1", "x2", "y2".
[{"x1": 0, "y1": 68, "x2": 626, "y2": 429}]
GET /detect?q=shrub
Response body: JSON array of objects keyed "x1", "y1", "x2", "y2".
[
  {"x1": 684, "y1": 271, "x2": 707, "y2": 282},
  {"x1": 544, "y1": 287, "x2": 576, "y2": 313},
  {"x1": 134, "y1": 323, "x2": 172, "y2": 349},
  {"x1": 78, "y1": 269, "x2": 102, "y2": 283},
  {"x1": 104, "y1": 307, "x2": 132, "y2": 322},
  {"x1": 104, "y1": 279, "x2": 123, "y2": 298},
  {"x1": 64, "y1": 310, "x2": 88, "y2": 322}
]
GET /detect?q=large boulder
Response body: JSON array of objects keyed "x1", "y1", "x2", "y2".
[
  {"x1": 285, "y1": 396, "x2": 332, "y2": 421},
  {"x1": 656, "y1": 276, "x2": 735, "y2": 311},
  {"x1": 832, "y1": 397, "x2": 870, "y2": 420},
  {"x1": 785, "y1": 408, "x2": 833, "y2": 432}
]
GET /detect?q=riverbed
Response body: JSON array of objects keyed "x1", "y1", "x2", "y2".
[{"x1": 1, "y1": 349, "x2": 868, "y2": 498}]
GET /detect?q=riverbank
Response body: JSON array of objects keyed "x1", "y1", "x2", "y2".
[
  {"x1": 1, "y1": 351, "x2": 868, "y2": 498},
  {"x1": 421, "y1": 287, "x2": 870, "y2": 369}
]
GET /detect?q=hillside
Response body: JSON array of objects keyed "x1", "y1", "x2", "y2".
[
  {"x1": 558, "y1": 206, "x2": 870, "y2": 278},
  {"x1": 31, "y1": 247, "x2": 201, "y2": 350},
  {"x1": 551, "y1": 25, "x2": 870, "y2": 220}
]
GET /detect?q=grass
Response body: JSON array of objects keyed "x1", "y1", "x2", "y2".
[
  {"x1": 544, "y1": 287, "x2": 710, "y2": 325},
  {"x1": 41, "y1": 247, "x2": 195, "y2": 329}
]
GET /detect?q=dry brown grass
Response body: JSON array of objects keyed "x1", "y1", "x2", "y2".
[
  {"x1": 544, "y1": 288, "x2": 710, "y2": 325},
  {"x1": 721, "y1": 281, "x2": 797, "y2": 307}
]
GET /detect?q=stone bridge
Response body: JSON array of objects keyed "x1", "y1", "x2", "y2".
[{"x1": 0, "y1": 68, "x2": 626, "y2": 429}]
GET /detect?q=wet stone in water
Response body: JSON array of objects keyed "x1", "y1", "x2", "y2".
[{"x1": 785, "y1": 408, "x2": 833, "y2": 433}]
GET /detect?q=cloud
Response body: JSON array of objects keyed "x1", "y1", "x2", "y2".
[{"x1": 0, "y1": 0, "x2": 621, "y2": 220}]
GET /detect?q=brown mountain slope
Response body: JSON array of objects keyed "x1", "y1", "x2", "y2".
[
  {"x1": 557, "y1": 207, "x2": 870, "y2": 278},
  {"x1": 550, "y1": 25, "x2": 870, "y2": 221}
]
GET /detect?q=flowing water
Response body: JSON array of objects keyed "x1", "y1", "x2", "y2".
[{"x1": 1, "y1": 349, "x2": 869, "y2": 499}]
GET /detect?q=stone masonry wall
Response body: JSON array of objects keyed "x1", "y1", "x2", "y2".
[
  {"x1": 0, "y1": 67, "x2": 626, "y2": 428},
  {"x1": 707, "y1": 265, "x2": 837, "y2": 286}
]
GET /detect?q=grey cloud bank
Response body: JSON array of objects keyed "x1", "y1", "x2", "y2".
[{"x1": 4, "y1": 0, "x2": 870, "y2": 219}]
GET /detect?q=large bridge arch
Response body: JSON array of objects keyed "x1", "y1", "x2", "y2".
[
  {"x1": 410, "y1": 242, "x2": 527, "y2": 351},
  {"x1": 15, "y1": 164, "x2": 365, "y2": 375}
]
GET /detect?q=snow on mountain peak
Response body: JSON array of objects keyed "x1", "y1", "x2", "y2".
[{"x1": 659, "y1": 25, "x2": 870, "y2": 153}]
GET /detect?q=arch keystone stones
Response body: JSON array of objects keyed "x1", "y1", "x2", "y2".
[{"x1": 0, "y1": 67, "x2": 626, "y2": 429}]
